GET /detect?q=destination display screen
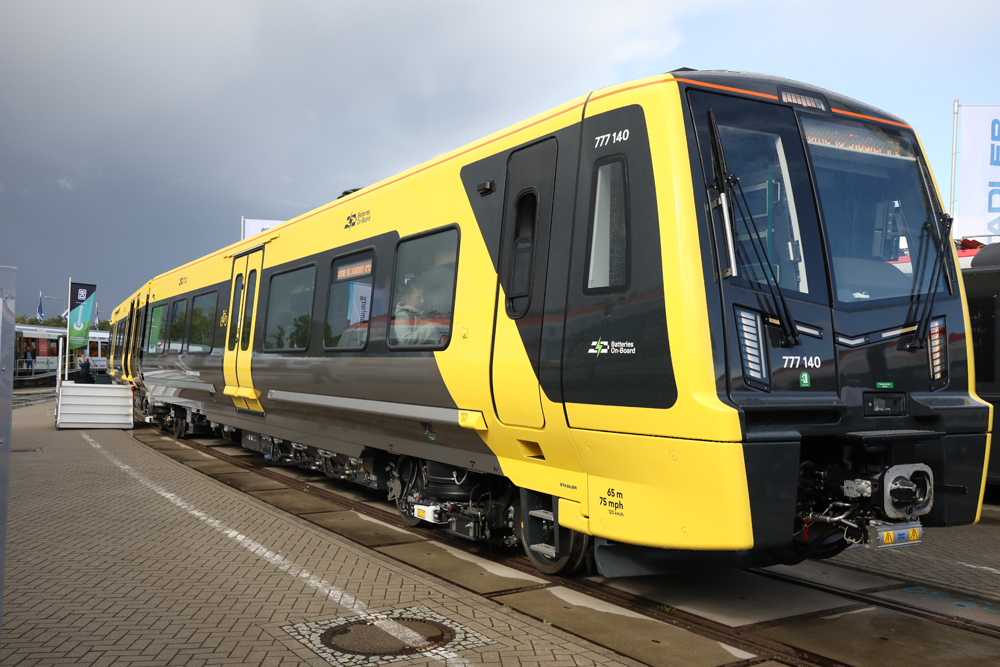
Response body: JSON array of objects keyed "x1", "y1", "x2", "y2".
[
  {"x1": 802, "y1": 116, "x2": 916, "y2": 160},
  {"x1": 336, "y1": 257, "x2": 373, "y2": 281}
]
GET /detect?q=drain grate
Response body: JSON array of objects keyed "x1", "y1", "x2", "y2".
[
  {"x1": 283, "y1": 605, "x2": 494, "y2": 666},
  {"x1": 320, "y1": 618, "x2": 453, "y2": 656}
]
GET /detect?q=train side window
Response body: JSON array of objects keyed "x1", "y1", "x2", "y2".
[
  {"x1": 188, "y1": 291, "x2": 217, "y2": 353},
  {"x1": 389, "y1": 228, "x2": 458, "y2": 348},
  {"x1": 326, "y1": 252, "x2": 374, "y2": 350},
  {"x1": 167, "y1": 299, "x2": 187, "y2": 353},
  {"x1": 228, "y1": 274, "x2": 244, "y2": 352},
  {"x1": 263, "y1": 265, "x2": 316, "y2": 350},
  {"x1": 146, "y1": 305, "x2": 169, "y2": 354},
  {"x1": 585, "y1": 157, "x2": 630, "y2": 292}
]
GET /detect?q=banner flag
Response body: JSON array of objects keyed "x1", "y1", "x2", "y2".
[
  {"x1": 956, "y1": 105, "x2": 1000, "y2": 239},
  {"x1": 347, "y1": 282, "x2": 372, "y2": 327},
  {"x1": 36, "y1": 291, "x2": 43, "y2": 321},
  {"x1": 68, "y1": 282, "x2": 97, "y2": 350},
  {"x1": 242, "y1": 218, "x2": 283, "y2": 240}
]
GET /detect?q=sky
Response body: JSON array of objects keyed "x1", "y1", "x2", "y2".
[{"x1": 1, "y1": 0, "x2": 996, "y2": 318}]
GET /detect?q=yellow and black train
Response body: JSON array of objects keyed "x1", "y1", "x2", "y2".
[{"x1": 110, "y1": 69, "x2": 991, "y2": 576}]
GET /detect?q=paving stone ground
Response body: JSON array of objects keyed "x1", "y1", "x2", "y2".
[
  {"x1": 833, "y1": 496, "x2": 1000, "y2": 601},
  {"x1": 1, "y1": 403, "x2": 647, "y2": 667}
]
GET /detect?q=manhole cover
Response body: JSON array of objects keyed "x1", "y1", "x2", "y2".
[
  {"x1": 320, "y1": 618, "x2": 453, "y2": 656},
  {"x1": 283, "y1": 604, "x2": 494, "y2": 666}
]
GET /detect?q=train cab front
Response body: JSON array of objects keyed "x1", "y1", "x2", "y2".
[{"x1": 684, "y1": 71, "x2": 991, "y2": 561}]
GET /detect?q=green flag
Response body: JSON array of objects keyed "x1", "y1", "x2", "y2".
[{"x1": 68, "y1": 282, "x2": 97, "y2": 350}]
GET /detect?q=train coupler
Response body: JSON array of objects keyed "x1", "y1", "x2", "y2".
[{"x1": 864, "y1": 520, "x2": 923, "y2": 550}]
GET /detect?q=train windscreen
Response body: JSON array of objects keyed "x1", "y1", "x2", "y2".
[{"x1": 800, "y1": 115, "x2": 943, "y2": 305}]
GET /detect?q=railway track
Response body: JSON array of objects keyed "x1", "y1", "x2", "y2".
[
  {"x1": 143, "y1": 424, "x2": 1000, "y2": 667},
  {"x1": 12, "y1": 389, "x2": 57, "y2": 410}
]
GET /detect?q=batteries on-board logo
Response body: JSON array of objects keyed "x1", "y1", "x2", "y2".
[
  {"x1": 589, "y1": 337, "x2": 636, "y2": 357},
  {"x1": 344, "y1": 210, "x2": 371, "y2": 229}
]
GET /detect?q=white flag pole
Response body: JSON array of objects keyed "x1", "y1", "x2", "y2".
[
  {"x1": 950, "y1": 99, "x2": 959, "y2": 218},
  {"x1": 65, "y1": 277, "x2": 71, "y2": 382}
]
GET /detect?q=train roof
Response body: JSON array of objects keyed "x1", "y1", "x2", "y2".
[
  {"x1": 134, "y1": 69, "x2": 912, "y2": 299},
  {"x1": 969, "y1": 243, "x2": 1000, "y2": 269},
  {"x1": 669, "y1": 68, "x2": 909, "y2": 128},
  {"x1": 16, "y1": 323, "x2": 107, "y2": 339}
]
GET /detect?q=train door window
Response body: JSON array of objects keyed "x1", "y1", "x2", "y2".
[
  {"x1": 263, "y1": 265, "x2": 316, "y2": 350},
  {"x1": 89, "y1": 340, "x2": 99, "y2": 357},
  {"x1": 389, "y1": 228, "x2": 458, "y2": 348},
  {"x1": 188, "y1": 291, "x2": 217, "y2": 353},
  {"x1": 167, "y1": 299, "x2": 187, "y2": 352},
  {"x1": 586, "y1": 157, "x2": 629, "y2": 292},
  {"x1": 326, "y1": 252, "x2": 374, "y2": 349},
  {"x1": 240, "y1": 270, "x2": 257, "y2": 352},
  {"x1": 228, "y1": 274, "x2": 244, "y2": 351},
  {"x1": 507, "y1": 191, "x2": 537, "y2": 317},
  {"x1": 146, "y1": 305, "x2": 168, "y2": 354}
]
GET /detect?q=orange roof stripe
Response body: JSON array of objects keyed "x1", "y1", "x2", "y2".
[
  {"x1": 830, "y1": 107, "x2": 911, "y2": 129},
  {"x1": 669, "y1": 77, "x2": 779, "y2": 101}
]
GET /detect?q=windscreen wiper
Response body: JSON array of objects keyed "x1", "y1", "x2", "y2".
[
  {"x1": 708, "y1": 110, "x2": 801, "y2": 348},
  {"x1": 906, "y1": 212, "x2": 954, "y2": 350}
]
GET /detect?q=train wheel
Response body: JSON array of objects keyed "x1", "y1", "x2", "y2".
[
  {"x1": 394, "y1": 456, "x2": 426, "y2": 527},
  {"x1": 515, "y1": 500, "x2": 590, "y2": 575},
  {"x1": 172, "y1": 416, "x2": 186, "y2": 439}
]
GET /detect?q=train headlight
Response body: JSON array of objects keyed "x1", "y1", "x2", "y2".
[
  {"x1": 928, "y1": 317, "x2": 948, "y2": 389},
  {"x1": 735, "y1": 307, "x2": 769, "y2": 391}
]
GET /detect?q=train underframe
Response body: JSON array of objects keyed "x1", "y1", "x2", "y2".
[{"x1": 140, "y1": 397, "x2": 973, "y2": 577}]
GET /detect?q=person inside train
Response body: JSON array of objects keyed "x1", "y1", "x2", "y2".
[{"x1": 392, "y1": 280, "x2": 441, "y2": 345}]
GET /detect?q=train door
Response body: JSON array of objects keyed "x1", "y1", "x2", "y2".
[
  {"x1": 222, "y1": 249, "x2": 264, "y2": 412},
  {"x1": 130, "y1": 299, "x2": 147, "y2": 380},
  {"x1": 491, "y1": 138, "x2": 558, "y2": 427},
  {"x1": 561, "y1": 105, "x2": 678, "y2": 425},
  {"x1": 123, "y1": 300, "x2": 136, "y2": 380}
]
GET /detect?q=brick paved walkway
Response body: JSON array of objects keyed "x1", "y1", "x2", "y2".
[
  {"x1": 1, "y1": 403, "x2": 646, "y2": 666},
  {"x1": 833, "y1": 496, "x2": 1000, "y2": 601}
]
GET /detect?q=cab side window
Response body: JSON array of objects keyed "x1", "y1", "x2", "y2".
[
  {"x1": 586, "y1": 157, "x2": 629, "y2": 292},
  {"x1": 388, "y1": 229, "x2": 458, "y2": 348}
]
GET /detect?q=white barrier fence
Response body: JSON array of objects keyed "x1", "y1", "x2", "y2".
[{"x1": 56, "y1": 382, "x2": 133, "y2": 429}]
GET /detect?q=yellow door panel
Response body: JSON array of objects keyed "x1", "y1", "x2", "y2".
[
  {"x1": 235, "y1": 250, "x2": 264, "y2": 412},
  {"x1": 491, "y1": 286, "x2": 544, "y2": 427},
  {"x1": 223, "y1": 256, "x2": 248, "y2": 410}
]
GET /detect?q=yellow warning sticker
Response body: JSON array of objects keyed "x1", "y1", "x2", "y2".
[
  {"x1": 910, "y1": 528, "x2": 920, "y2": 542},
  {"x1": 883, "y1": 531, "x2": 894, "y2": 546},
  {"x1": 417, "y1": 509, "x2": 426, "y2": 519}
]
